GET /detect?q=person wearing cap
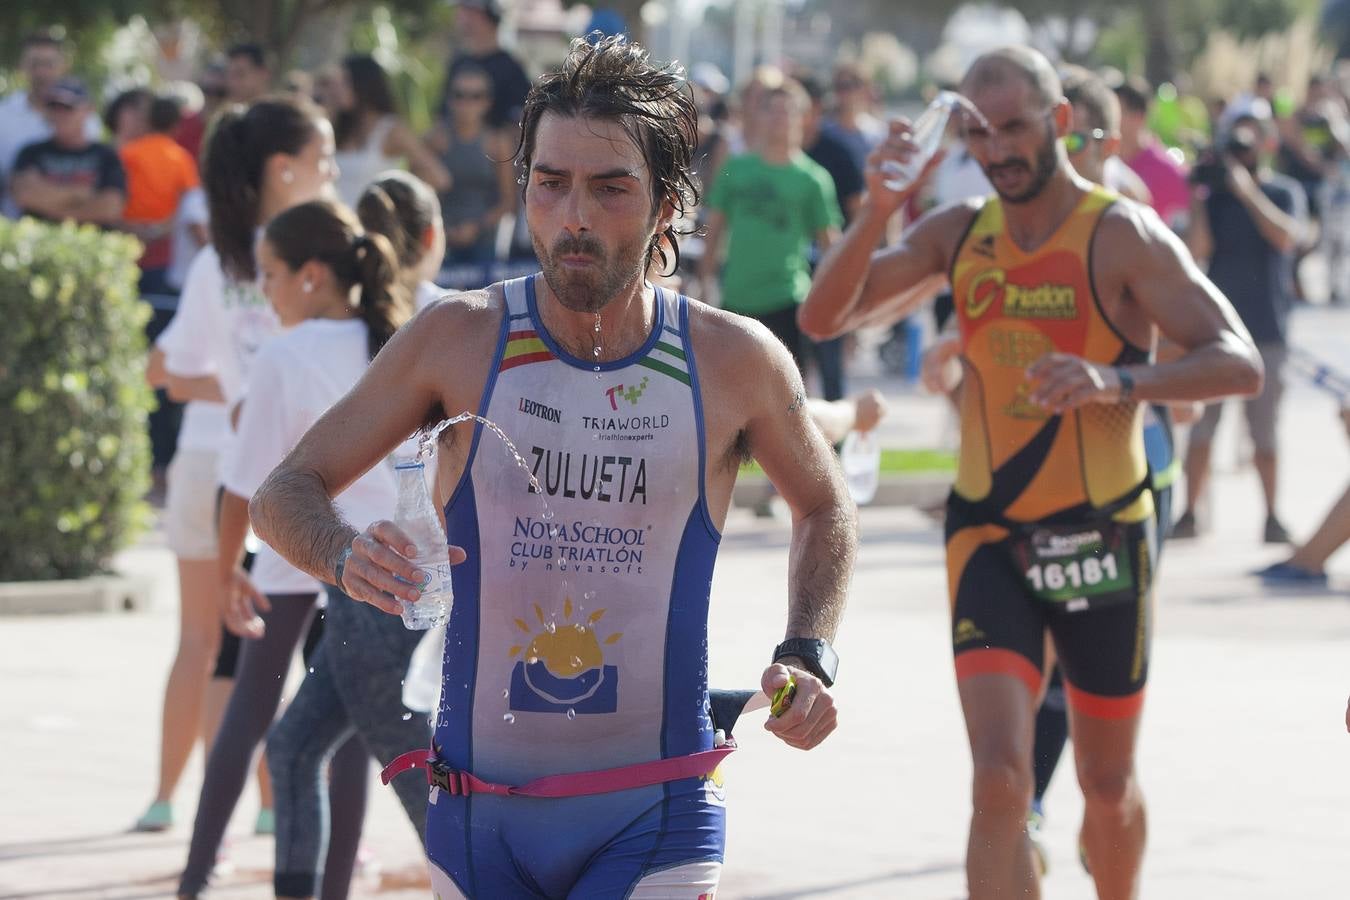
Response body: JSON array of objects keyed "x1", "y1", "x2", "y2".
[
  {"x1": 441, "y1": 0, "x2": 532, "y2": 134},
  {"x1": 0, "y1": 32, "x2": 102, "y2": 218},
  {"x1": 9, "y1": 77, "x2": 126, "y2": 227}
]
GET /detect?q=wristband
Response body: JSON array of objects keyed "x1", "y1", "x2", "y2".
[
  {"x1": 334, "y1": 546, "x2": 354, "y2": 588},
  {"x1": 1116, "y1": 368, "x2": 1135, "y2": 404}
]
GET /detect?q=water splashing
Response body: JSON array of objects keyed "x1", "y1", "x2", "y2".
[{"x1": 593, "y1": 312, "x2": 603, "y2": 375}]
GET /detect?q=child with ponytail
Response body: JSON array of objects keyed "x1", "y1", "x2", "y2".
[
  {"x1": 221, "y1": 199, "x2": 430, "y2": 899},
  {"x1": 355, "y1": 169, "x2": 447, "y2": 311}
]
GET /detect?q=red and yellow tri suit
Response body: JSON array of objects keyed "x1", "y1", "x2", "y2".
[{"x1": 944, "y1": 186, "x2": 1157, "y2": 719}]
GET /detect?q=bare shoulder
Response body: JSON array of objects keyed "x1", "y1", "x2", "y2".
[
  {"x1": 683, "y1": 298, "x2": 797, "y2": 384},
  {"x1": 1096, "y1": 196, "x2": 1183, "y2": 263},
  {"x1": 410, "y1": 285, "x2": 505, "y2": 346}
]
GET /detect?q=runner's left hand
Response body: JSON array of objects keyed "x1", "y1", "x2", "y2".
[
  {"x1": 1026, "y1": 353, "x2": 1122, "y2": 413},
  {"x1": 761, "y1": 663, "x2": 837, "y2": 750}
]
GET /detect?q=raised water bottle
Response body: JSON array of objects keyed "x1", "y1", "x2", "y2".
[
  {"x1": 840, "y1": 430, "x2": 882, "y2": 506},
  {"x1": 392, "y1": 458, "x2": 453, "y2": 630},
  {"x1": 879, "y1": 90, "x2": 965, "y2": 192}
]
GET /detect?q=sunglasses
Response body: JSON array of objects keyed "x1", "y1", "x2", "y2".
[
  {"x1": 1063, "y1": 128, "x2": 1106, "y2": 154},
  {"x1": 452, "y1": 90, "x2": 489, "y2": 101}
]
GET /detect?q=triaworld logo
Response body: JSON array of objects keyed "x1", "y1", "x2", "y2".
[{"x1": 604, "y1": 376, "x2": 650, "y2": 410}]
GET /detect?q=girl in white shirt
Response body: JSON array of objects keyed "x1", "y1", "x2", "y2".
[
  {"x1": 171, "y1": 98, "x2": 372, "y2": 899},
  {"x1": 222, "y1": 198, "x2": 424, "y2": 899},
  {"x1": 139, "y1": 96, "x2": 337, "y2": 838}
]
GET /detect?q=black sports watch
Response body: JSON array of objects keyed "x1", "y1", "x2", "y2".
[{"x1": 772, "y1": 638, "x2": 839, "y2": 687}]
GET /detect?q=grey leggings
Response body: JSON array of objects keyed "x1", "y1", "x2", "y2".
[
  {"x1": 268, "y1": 585, "x2": 431, "y2": 898},
  {"x1": 178, "y1": 594, "x2": 370, "y2": 898}
]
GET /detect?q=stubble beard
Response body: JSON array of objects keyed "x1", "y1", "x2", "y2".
[{"x1": 533, "y1": 229, "x2": 651, "y2": 314}]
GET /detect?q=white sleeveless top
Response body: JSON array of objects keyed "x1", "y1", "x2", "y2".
[
  {"x1": 334, "y1": 115, "x2": 400, "y2": 207},
  {"x1": 435, "y1": 275, "x2": 720, "y2": 784}
]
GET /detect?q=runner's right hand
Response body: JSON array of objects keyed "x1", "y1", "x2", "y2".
[
  {"x1": 863, "y1": 119, "x2": 945, "y2": 217},
  {"x1": 339, "y1": 521, "x2": 467, "y2": 617},
  {"x1": 222, "y1": 568, "x2": 269, "y2": 639},
  {"x1": 921, "y1": 333, "x2": 963, "y2": 395}
]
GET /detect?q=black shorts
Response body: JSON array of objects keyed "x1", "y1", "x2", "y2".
[{"x1": 945, "y1": 494, "x2": 1157, "y2": 719}]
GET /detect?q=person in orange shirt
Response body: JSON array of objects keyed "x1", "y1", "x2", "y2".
[{"x1": 121, "y1": 95, "x2": 200, "y2": 295}]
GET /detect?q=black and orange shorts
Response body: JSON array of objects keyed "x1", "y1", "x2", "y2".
[{"x1": 944, "y1": 493, "x2": 1158, "y2": 719}]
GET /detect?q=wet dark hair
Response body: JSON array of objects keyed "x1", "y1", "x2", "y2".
[
  {"x1": 357, "y1": 170, "x2": 441, "y2": 289},
  {"x1": 514, "y1": 35, "x2": 700, "y2": 275},
  {"x1": 148, "y1": 96, "x2": 183, "y2": 133},
  {"x1": 335, "y1": 55, "x2": 397, "y2": 149},
  {"x1": 202, "y1": 96, "x2": 324, "y2": 282},
  {"x1": 103, "y1": 88, "x2": 151, "y2": 135},
  {"x1": 263, "y1": 199, "x2": 410, "y2": 359}
]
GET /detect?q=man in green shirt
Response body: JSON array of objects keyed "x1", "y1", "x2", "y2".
[{"x1": 698, "y1": 80, "x2": 842, "y2": 373}]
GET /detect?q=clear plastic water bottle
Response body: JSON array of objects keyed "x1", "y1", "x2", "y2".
[
  {"x1": 392, "y1": 459, "x2": 453, "y2": 630},
  {"x1": 879, "y1": 90, "x2": 964, "y2": 192},
  {"x1": 840, "y1": 431, "x2": 882, "y2": 506}
]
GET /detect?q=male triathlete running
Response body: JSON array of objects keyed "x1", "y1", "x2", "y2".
[
  {"x1": 800, "y1": 46, "x2": 1262, "y2": 899},
  {"x1": 251, "y1": 37, "x2": 855, "y2": 898}
]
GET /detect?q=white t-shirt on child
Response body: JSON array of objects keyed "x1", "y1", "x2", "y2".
[{"x1": 224, "y1": 318, "x2": 400, "y2": 594}]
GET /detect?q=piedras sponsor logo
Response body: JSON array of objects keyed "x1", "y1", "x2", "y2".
[
  {"x1": 528, "y1": 446, "x2": 647, "y2": 505},
  {"x1": 966, "y1": 268, "x2": 1078, "y2": 321},
  {"x1": 1003, "y1": 283, "x2": 1077, "y2": 319},
  {"x1": 953, "y1": 617, "x2": 986, "y2": 645},
  {"x1": 518, "y1": 396, "x2": 562, "y2": 424}
]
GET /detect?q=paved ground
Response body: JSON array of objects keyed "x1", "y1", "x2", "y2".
[{"x1": 2, "y1": 306, "x2": 1347, "y2": 898}]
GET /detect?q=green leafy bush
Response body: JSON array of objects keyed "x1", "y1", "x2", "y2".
[{"x1": 0, "y1": 217, "x2": 152, "y2": 581}]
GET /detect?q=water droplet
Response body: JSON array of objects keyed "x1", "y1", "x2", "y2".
[
  {"x1": 503, "y1": 713, "x2": 516, "y2": 724},
  {"x1": 502, "y1": 689, "x2": 510, "y2": 699},
  {"x1": 566, "y1": 708, "x2": 576, "y2": 720},
  {"x1": 401, "y1": 712, "x2": 413, "y2": 720},
  {"x1": 583, "y1": 591, "x2": 596, "y2": 601},
  {"x1": 307, "y1": 667, "x2": 315, "y2": 674}
]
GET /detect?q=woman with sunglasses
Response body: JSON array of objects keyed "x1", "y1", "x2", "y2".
[{"x1": 427, "y1": 65, "x2": 516, "y2": 279}]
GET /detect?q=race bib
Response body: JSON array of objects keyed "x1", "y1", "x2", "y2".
[{"x1": 1014, "y1": 522, "x2": 1134, "y2": 610}]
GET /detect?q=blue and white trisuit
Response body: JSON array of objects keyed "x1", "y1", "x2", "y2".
[{"x1": 428, "y1": 275, "x2": 726, "y2": 898}]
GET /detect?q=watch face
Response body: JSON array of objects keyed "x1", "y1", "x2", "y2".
[{"x1": 775, "y1": 639, "x2": 838, "y2": 685}]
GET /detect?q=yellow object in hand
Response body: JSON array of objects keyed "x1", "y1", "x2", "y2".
[{"x1": 770, "y1": 676, "x2": 797, "y2": 718}]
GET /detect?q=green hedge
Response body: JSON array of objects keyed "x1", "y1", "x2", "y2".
[{"x1": 0, "y1": 217, "x2": 152, "y2": 581}]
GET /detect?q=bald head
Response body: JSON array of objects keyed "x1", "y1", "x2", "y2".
[{"x1": 961, "y1": 46, "x2": 1063, "y2": 109}]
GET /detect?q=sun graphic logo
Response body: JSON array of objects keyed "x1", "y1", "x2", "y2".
[
  {"x1": 507, "y1": 598, "x2": 621, "y2": 714},
  {"x1": 702, "y1": 762, "x2": 728, "y2": 806}
]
